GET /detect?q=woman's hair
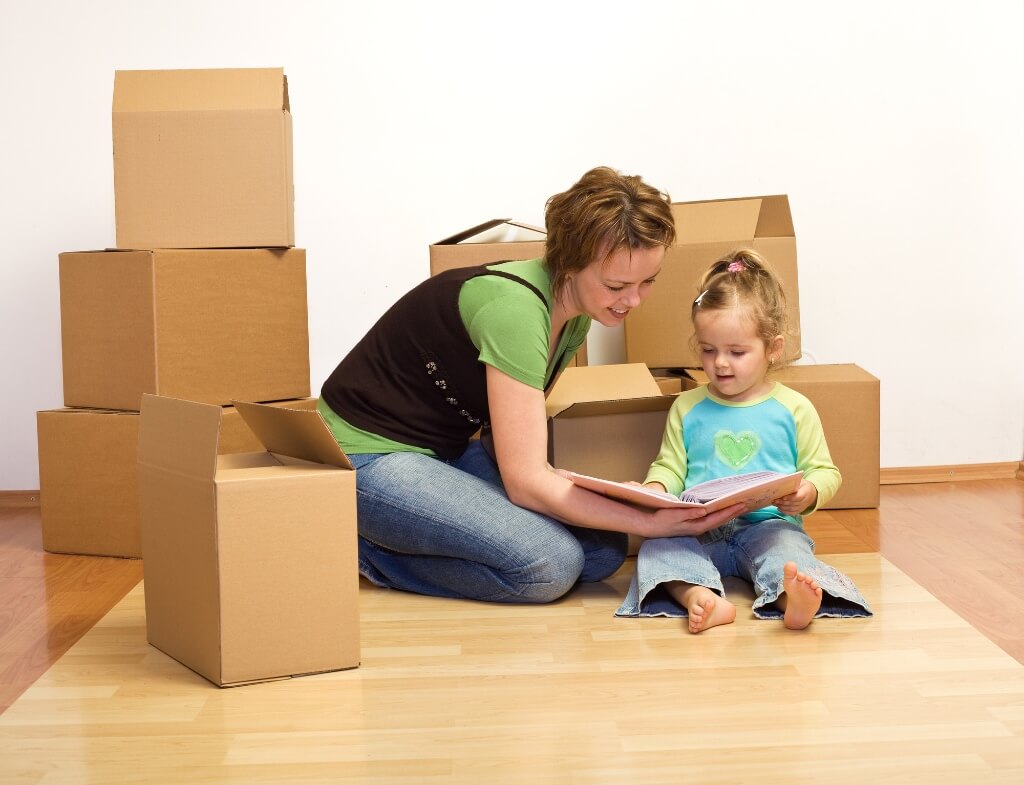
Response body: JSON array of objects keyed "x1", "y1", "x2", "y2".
[
  {"x1": 544, "y1": 166, "x2": 675, "y2": 295},
  {"x1": 691, "y1": 249, "x2": 792, "y2": 360}
]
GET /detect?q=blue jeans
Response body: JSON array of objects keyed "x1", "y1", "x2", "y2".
[
  {"x1": 616, "y1": 517, "x2": 872, "y2": 619},
  {"x1": 349, "y1": 441, "x2": 628, "y2": 603}
]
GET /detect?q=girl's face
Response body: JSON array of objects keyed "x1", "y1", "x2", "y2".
[
  {"x1": 694, "y1": 309, "x2": 782, "y2": 402},
  {"x1": 563, "y1": 244, "x2": 663, "y2": 328}
]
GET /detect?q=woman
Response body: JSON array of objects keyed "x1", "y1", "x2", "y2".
[{"x1": 319, "y1": 166, "x2": 742, "y2": 603}]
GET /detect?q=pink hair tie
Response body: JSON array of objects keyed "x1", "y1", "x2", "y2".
[{"x1": 727, "y1": 261, "x2": 745, "y2": 273}]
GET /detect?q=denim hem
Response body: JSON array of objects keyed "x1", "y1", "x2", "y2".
[
  {"x1": 752, "y1": 584, "x2": 873, "y2": 619},
  {"x1": 615, "y1": 570, "x2": 724, "y2": 618},
  {"x1": 358, "y1": 557, "x2": 390, "y2": 588},
  {"x1": 752, "y1": 567, "x2": 874, "y2": 619}
]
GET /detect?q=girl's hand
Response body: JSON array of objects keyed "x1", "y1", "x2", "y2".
[{"x1": 774, "y1": 479, "x2": 817, "y2": 516}]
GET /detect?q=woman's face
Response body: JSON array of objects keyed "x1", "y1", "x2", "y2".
[{"x1": 563, "y1": 244, "x2": 664, "y2": 327}]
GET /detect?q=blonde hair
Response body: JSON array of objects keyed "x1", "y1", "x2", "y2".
[
  {"x1": 544, "y1": 166, "x2": 675, "y2": 296},
  {"x1": 691, "y1": 249, "x2": 792, "y2": 363}
]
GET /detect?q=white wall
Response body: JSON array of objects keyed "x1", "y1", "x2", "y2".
[{"x1": 2, "y1": 0, "x2": 1022, "y2": 490}]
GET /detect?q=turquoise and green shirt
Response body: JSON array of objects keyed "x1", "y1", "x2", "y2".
[{"x1": 645, "y1": 383, "x2": 841, "y2": 522}]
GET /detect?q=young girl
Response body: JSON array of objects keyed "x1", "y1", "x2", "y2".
[{"x1": 616, "y1": 249, "x2": 872, "y2": 631}]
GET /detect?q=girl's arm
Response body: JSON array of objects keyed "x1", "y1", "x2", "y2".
[{"x1": 485, "y1": 365, "x2": 741, "y2": 539}]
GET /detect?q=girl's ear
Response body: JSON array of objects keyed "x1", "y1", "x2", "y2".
[{"x1": 768, "y1": 335, "x2": 785, "y2": 364}]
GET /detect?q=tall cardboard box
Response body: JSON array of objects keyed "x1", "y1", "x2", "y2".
[
  {"x1": 138, "y1": 396, "x2": 360, "y2": 687},
  {"x1": 625, "y1": 195, "x2": 801, "y2": 368},
  {"x1": 686, "y1": 364, "x2": 880, "y2": 509},
  {"x1": 113, "y1": 67, "x2": 294, "y2": 249},
  {"x1": 59, "y1": 248, "x2": 310, "y2": 411},
  {"x1": 36, "y1": 399, "x2": 318, "y2": 558},
  {"x1": 429, "y1": 219, "x2": 547, "y2": 276}
]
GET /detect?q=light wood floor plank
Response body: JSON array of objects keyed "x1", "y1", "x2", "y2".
[
  {"x1": 1, "y1": 478, "x2": 1022, "y2": 782},
  {"x1": 0, "y1": 553, "x2": 1022, "y2": 784}
]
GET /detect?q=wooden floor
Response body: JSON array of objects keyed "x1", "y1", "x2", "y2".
[{"x1": 1, "y1": 479, "x2": 1023, "y2": 783}]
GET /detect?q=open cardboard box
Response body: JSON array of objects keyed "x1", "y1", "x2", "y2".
[
  {"x1": 137, "y1": 395, "x2": 359, "y2": 687},
  {"x1": 625, "y1": 195, "x2": 801, "y2": 368},
  {"x1": 36, "y1": 399, "x2": 319, "y2": 558},
  {"x1": 546, "y1": 364, "x2": 690, "y2": 557},
  {"x1": 429, "y1": 219, "x2": 546, "y2": 276},
  {"x1": 546, "y1": 364, "x2": 682, "y2": 482},
  {"x1": 59, "y1": 248, "x2": 310, "y2": 411},
  {"x1": 113, "y1": 67, "x2": 294, "y2": 249}
]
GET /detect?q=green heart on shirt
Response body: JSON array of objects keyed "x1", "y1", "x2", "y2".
[{"x1": 715, "y1": 430, "x2": 760, "y2": 469}]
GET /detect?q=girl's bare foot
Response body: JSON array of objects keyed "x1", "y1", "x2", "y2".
[
  {"x1": 780, "y1": 561, "x2": 822, "y2": 630},
  {"x1": 667, "y1": 582, "x2": 736, "y2": 634}
]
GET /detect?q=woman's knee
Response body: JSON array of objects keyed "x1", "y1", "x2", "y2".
[
  {"x1": 579, "y1": 532, "x2": 628, "y2": 583},
  {"x1": 506, "y1": 542, "x2": 586, "y2": 603}
]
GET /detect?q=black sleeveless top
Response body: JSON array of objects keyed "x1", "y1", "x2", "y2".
[{"x1": 321, "y1": 264, "x2": 571, "y2": 459}]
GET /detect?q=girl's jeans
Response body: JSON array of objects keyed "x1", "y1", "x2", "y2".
[
  {"x1": 616, "y1": 517, "x2": 872, "y2": 619},
  {"x1": 348, "y1": 441, "x2": 627, "y2": 603}
]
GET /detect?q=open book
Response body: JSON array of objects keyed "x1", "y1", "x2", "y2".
[{"x1": 567, "y1": 470, "x2": 803, "y2": 513}]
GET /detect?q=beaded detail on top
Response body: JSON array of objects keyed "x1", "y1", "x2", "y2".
[{"x1": 426, "y1": 361, "x2": 481, "y2": 425}]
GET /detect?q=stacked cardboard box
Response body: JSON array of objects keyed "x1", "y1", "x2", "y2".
[
  {"x1": 39, "y1": 68, "x2": 312, "y2": 559},
  {"x1": 37, "y1": 67, "x2": 360, "y2": 684}
]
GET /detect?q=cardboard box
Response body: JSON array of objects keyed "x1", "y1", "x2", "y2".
[
  {"x1": 36, "y1": 399, "x2": 318, "y2": 558},
  {"x1": 624, "y1": 195, "x2": 801, "y2": 368},
  {"x1": 59, "y1": 248, "x2": 310, "y2": 411},
  {"x1": 650, "y1": 368, "x2": 705, "y2": 396},
  {"x1": 113, "y1": 67, "x2": 294, "y2": 249},
  {"x1": 546, "y1": 364, "x2": 675, "y2": 483},
  {"x1": 686, "y1": 364, "x2": 880, "y2": 509},
  {"x1": 137, "y1": 395, "x2": 359, "y2": 686},
  {"x1": 37, "y1": 407, "x2": 142, "y2": 558},
  {"x1": 429, "y1": 219, "x2": 546, "y2": 276}
]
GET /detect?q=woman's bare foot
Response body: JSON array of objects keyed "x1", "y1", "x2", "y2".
[
  {"x1": 780, "y1": 561, "x2": 822, "y2": 630},
  {"x1": 667, "y1": 582, "x2": 736, "y2": 634}
]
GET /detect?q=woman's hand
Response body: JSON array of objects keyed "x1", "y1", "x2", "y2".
[
  {"x1": 486, "y1": 366, "x2": 743, "y2": 537},
  {"x1": 640, "y1": 503, "x2": 745, "y2": 539},
  {"x1": 774, "y1": 479, "x2": 818, "y2": 516}
]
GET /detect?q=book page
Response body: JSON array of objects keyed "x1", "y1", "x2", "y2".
[{"x1": 567, "y1": 470, "x2": 802, "y2": 514}]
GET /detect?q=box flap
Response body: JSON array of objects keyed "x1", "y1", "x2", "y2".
[
  {"x1": 433, "y1": 219, "x2": 546, "y2": 246},
  {"x1": 113, "y1": 67, "x2": 288, "y2": 112},
  {"x1": 545, "y1": 364, "x2": 662, "y2": 418},
  {"x1": 232, "y1": 401, "x2": 353, "y2": 470},
  {"x1": 672, "y1": 195, "x2": 792, "y2": 244},
  {"x1": 460, "y1": 221, "x2": 546, "y2": 244},
  {"x1": 138, "y1": 395, "x2": 221, "y2": 480},
  {"x1": 753, "y1": 195, "x2": 794, "y2": 238},
  {"x1": 554, "y1": 395, "x2": 675, "y2": 419},
  {"x1": 434, "y1": 219, "x2": 510, "y2": 246}
]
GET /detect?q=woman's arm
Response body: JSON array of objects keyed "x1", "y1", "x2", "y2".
[{"x1": 485, "y1": 365, "x2": 741, "y2": 539}]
